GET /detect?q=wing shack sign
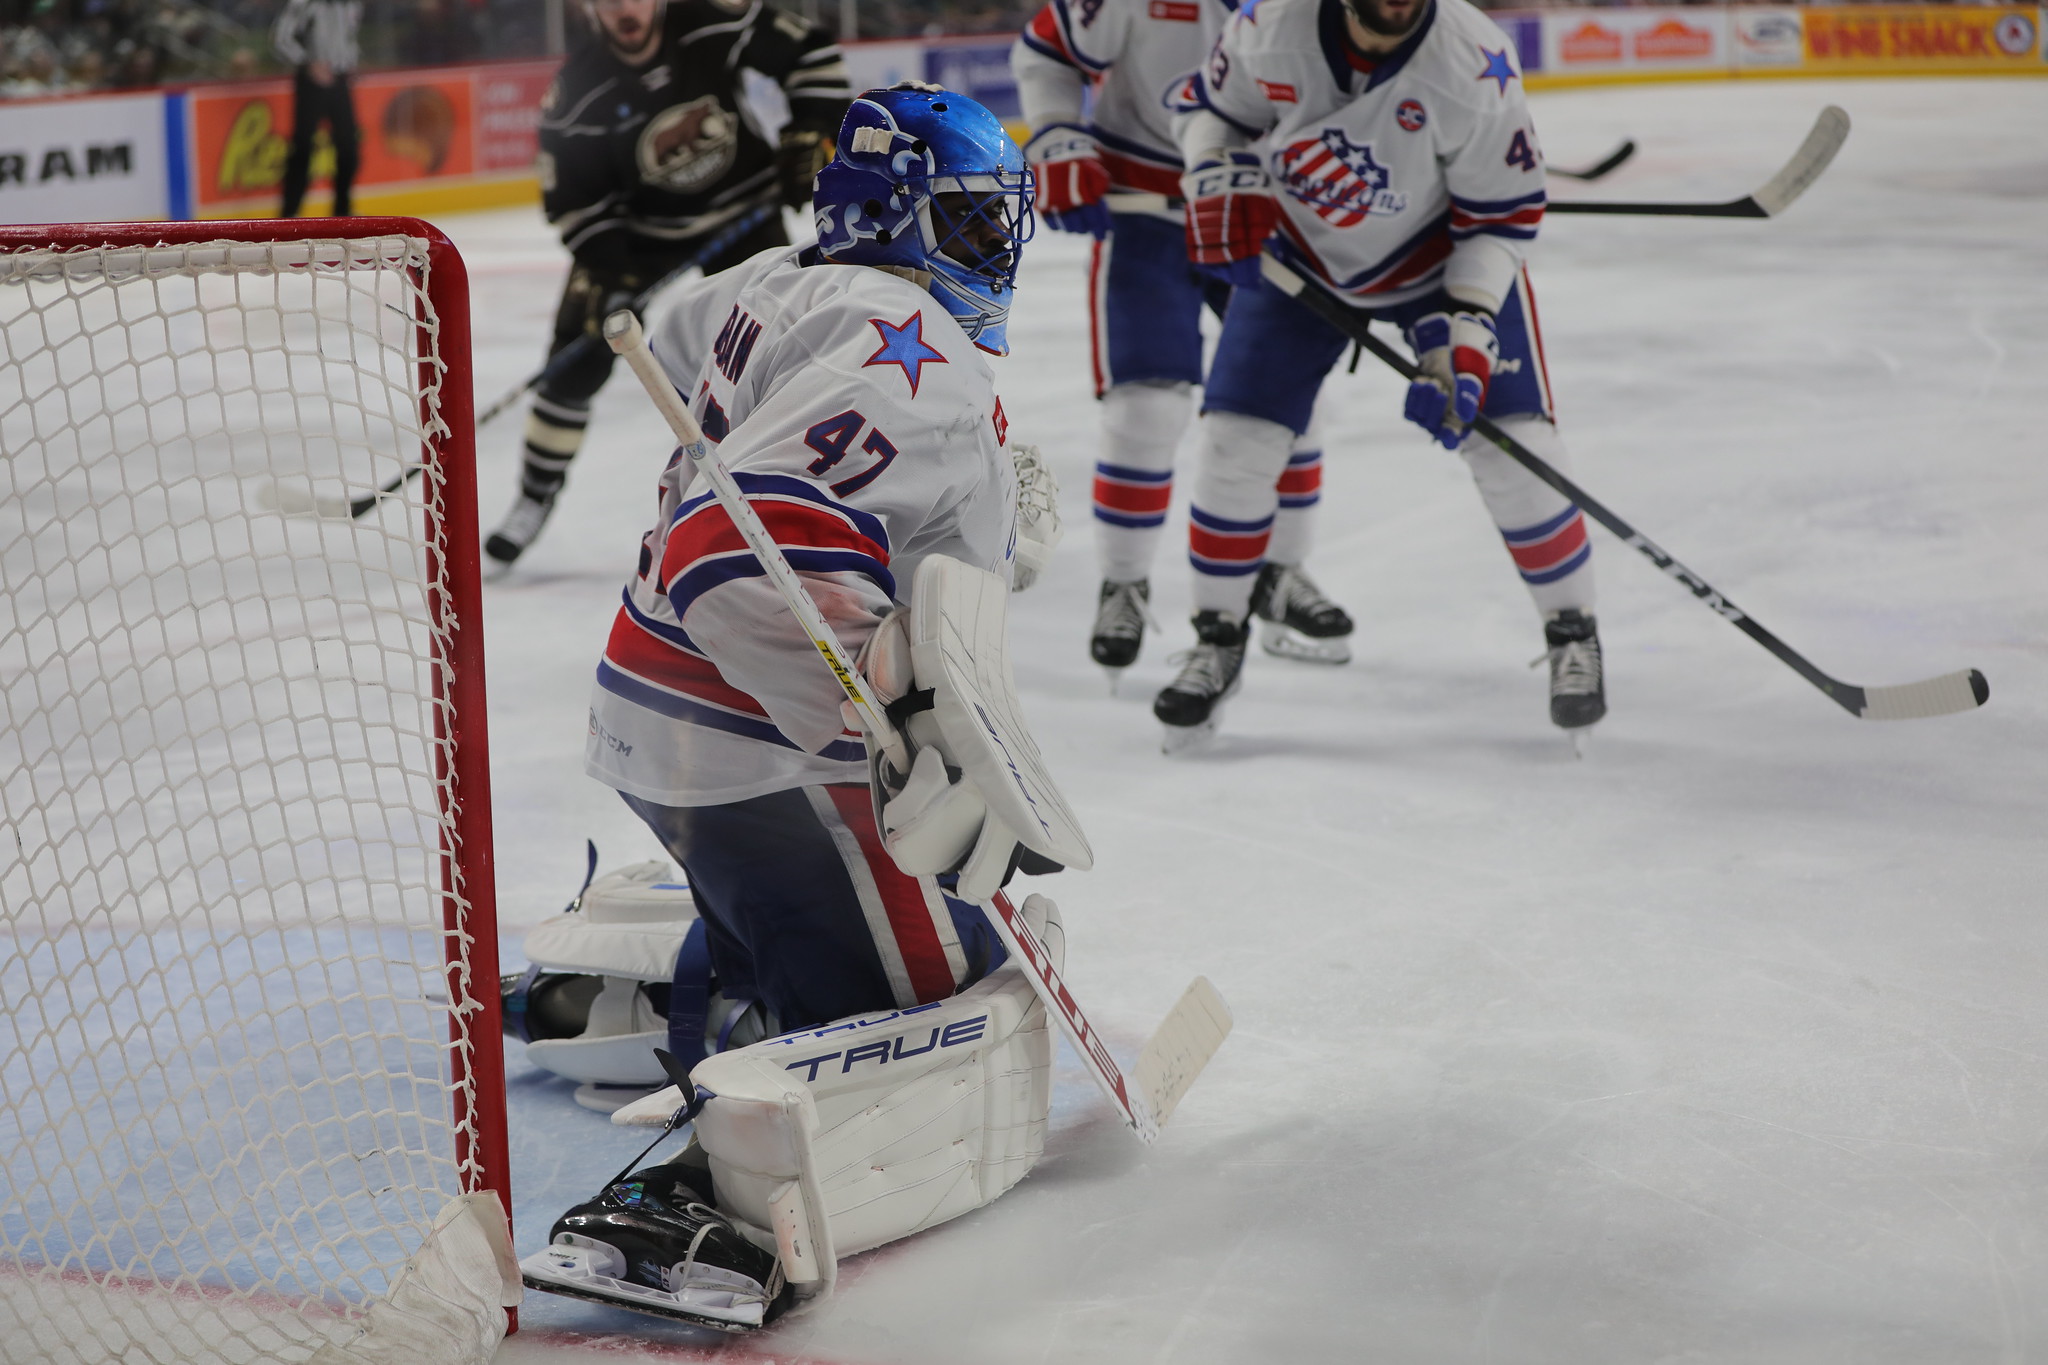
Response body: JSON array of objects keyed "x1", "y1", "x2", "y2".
[{"x1": 1802, "y1": 6, "x2": 2042, "y2": 71}]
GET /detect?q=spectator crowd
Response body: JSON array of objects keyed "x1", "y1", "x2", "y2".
[{"x1": 0, "y1": 0, "x2": 1996, "y2": 98}]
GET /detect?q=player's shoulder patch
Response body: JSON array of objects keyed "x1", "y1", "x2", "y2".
[{"x1": 860, "y1": 311, "x2": 949, "y2": 398}]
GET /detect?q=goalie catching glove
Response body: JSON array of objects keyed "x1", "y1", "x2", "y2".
[
  {"x1": 1403, "y1": 308, "x2": 1499, "y2": 449},
  {"x1": 1009, "y1": 442, "x2": 1061, "y2": 593},
  {"x1": 848, "y1": 555, "x2": 1091, "y2": 899}
]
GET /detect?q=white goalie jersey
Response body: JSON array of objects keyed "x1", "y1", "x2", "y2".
[
  {"x1": 585, "y1": 249, "x2": 1019, "y2": 807},
  {"x1": 1181, "y1": 0, "x2": 1546, "y2": 308}
]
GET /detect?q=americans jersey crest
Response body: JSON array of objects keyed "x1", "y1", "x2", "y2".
[{"x1": 1274, "y1": 129, "x2": 1409, "y2": 227}]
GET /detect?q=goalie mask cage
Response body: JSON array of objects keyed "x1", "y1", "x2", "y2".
[{"x1": 0, "y1": 220, "x2": 514, "y2": 1365}]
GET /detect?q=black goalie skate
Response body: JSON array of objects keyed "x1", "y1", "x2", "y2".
[
  {"x1": 1090, "y1": 578, "x2": 1150, "y2": 684},
  {"x1": 1153, "y1": 610, "x2": 1249, "y2": 752},
  {"x1": 519, "y1": 1160, "x2": 791, "y2": 1332},
  {"x1": 1543, "y1": 609, "x2": 1606, "y2": 738},
  {"x1": 1252, "y1": 563, "x2": 1353, "y2": 664}
]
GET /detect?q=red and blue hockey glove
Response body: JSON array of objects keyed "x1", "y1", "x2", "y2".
[
  {"x1": 1181, "y1": 151, "x2": 1279, "y2": 288},
  {"x1": 1025, "y1": 123, "x2": 1112, "y2": 238},
  {"x1": 1403, "y1": 309, "x2": 1499, "y2": 449}
]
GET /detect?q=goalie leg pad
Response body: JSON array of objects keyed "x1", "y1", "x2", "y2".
[{"x1": 688, "y1": 958, "x2": 1052, "y2": 1277}]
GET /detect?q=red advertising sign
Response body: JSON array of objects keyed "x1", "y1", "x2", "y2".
[{"x1": 188, "y1": 60, "x2": 556, "y2": 213}]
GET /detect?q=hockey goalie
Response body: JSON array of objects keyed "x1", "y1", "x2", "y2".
[{"x1": 515, "y1": 85, "x2": 1109, "y2": 1333}]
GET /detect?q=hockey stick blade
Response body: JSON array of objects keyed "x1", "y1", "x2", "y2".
[
  {"x1": 983, "y1": 893, "x2": 1230, "y2": 1145},
  {"x1": 1259, "y1": 254, "x2": 1988, "y2": 724},
  {"x1": 1548, "y1": 139, "x2": 1636, "y2": 183},
  {"x1": 255, "y1": 464, "x2": 418, "y2": 520},
  {"x1": 1134, "y1": 977, "x2": 1233, "y2": 1128},
  {"x1": 1550, "y1": 106, "x2": 1849, "y2": 218}
]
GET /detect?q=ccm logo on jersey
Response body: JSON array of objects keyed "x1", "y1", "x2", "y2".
[
  {"x1": 1257, "y1": 79, "x2": 1297, "y2": 103},
  {"x1": 782, "y1": 1015, "x2": 990, "y2": 1080},
  {"x1": 1147, "y1": 0, "x2": 1200, "y2": 19}
]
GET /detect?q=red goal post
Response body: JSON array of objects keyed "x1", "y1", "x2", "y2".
[{"x1": 0, "y1": 218, "x2": 514, "y2": 1363}]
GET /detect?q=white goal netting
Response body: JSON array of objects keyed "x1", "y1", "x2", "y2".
[{"x1": 0, "y1": 231, "x2": 513, "y2": 1365}]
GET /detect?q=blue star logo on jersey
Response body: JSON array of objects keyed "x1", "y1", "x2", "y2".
[
  {"x1": 1477, "y1": 47, "x2": 1517, "y2": 94},
  {"x1": 862, "y1": 312, "x2": 948, "y2": 397}
]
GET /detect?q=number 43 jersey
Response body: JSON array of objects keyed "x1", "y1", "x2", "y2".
[
  {"x1": 586, "y1": 249, "x2": 1018, "y2": 808},
  {"x1": 1188, "y1": 0, "x2": 1547, "y2": 305}
]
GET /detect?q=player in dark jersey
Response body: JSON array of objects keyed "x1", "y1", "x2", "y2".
[{"x1": 485, "y1": 0, "x2": 850, "y2": 567}]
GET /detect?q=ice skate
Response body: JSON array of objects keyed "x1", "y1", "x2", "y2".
[
  {"x1": 1153, "y1": 610, "x2": 1249, "y2": 753},
  {"x1": 1090, "y1": 578, "x2": 1150, "y2": 690},
  {"x1": 484, "y1": 487, "x2": 558, "y2": 568},
  {"x1": 1252, "y1": 563, "x2": 1353, "y2": 664},
  {"x1": 519, "y1": 1159, "x2": 790, "y2": 1332},
  {"x1": 1543, "y1": 609, "x2": 1606, "y2": 735}
]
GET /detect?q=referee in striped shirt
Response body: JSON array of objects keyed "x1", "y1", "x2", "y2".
[{"x1": 273, "y1": 0, "x2": 362, "y2": 217}]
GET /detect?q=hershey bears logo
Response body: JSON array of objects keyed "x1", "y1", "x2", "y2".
[
  {"x1": 1274, "y1": 128, "x2": 1408, "y2": 227},
  {"x1": 637, "y1": 95, "x2": 738, "y2": 194}
]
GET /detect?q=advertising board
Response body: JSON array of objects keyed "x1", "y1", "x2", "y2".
[
  {"x1": 1802, "y1": 6, "x2": 2042, "y2": 73},
  {"x1": 1543, "y1": 7, "x2": 1730, "y2": 78},
  {"x1": 187, "y1": 59, "x2": 556, "y2": 218},
  {"x1": 0, "y1": 92, "x2": 169, "y2": 224}
]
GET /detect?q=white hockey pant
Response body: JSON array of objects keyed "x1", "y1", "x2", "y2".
[
  {"x1": 1459, "y1": 415, "x2": 1596, "y2": 619},
  {"x1": 1096, "y1": 383, "x2": 1325, "y2": 585}
]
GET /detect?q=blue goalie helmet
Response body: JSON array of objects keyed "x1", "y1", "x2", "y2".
[{"x1": 814, "y1": 84, "x2": 1035, "y2": 355}]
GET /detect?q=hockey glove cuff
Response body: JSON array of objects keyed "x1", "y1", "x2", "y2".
[
  {"x1": 1182, "y1": 151, "x2": 1279, "y2": 289},
  {"x1": 777, "y1": 128, "x2": 834, "y2": 209},
  {"x1": 1024, "y1": 123, "x2": 1113, "y2": 238},
  {"x1": 1403, "y1": 309, "x2": 1498, "y2": 450}
]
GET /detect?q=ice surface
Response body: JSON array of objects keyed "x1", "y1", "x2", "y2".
[{"x1": 460, "y1": 78, "x2": 2048, "y2": 1362}]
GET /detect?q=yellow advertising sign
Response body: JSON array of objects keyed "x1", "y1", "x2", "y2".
[{"x1": 1803, "y1": 6, "x2": 2042, "y2": 73}]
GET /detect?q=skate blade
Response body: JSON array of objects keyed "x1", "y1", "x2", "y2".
[
  {"x1": 520, "y1": 1247, "x2": 768, "y2": 1333},
  {"x1": 1568, "y1": 726, "x2": 1595, "y2": 760},
  {"x1": 1259, "y1": 621, "x2": 1351, "y2": 665},
  {"x1": 1101, "y1": 665, "x2": 1125, "y2": 697},
  {"x1": 1160, "y1": 717, "x2": 1221, "y2": 756}
]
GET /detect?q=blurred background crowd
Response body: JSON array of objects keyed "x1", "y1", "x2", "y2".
[{"x1": 0, "y1": 0, "x2": 1994, "y2": 98}]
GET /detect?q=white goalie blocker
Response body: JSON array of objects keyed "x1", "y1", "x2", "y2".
[
  {"x1": 864, "y1": 555, "x2": 1092, "y2": 900},
  {"x1": 609, "y1": 898, "x2": 1063, "y2": 1307}
]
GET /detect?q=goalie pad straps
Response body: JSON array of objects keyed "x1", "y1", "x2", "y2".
[{"x1": 684, "y1": 960, "x2": 1052, "y2": 1295}]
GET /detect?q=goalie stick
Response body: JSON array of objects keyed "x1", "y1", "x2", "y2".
[
  {"x1": 260, "y1": 203, "x2": 778, "y2": 522},
  {"x1": 604, "y1": 311, "x2": 1232, "y2": 1144},
  {"x1": 1549, "y1": 106, "x2": 1849, "y2": 218},
  {"x1": 1548, "y1": 139, "x2": 1636, "y2": 183},
  {"x1": 1260, "y1": 254, "x2": 1988, "y2": 722}
]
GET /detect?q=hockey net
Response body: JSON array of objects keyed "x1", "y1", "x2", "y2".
[{"x1": 0, "y1": 221, "x2": 514, "y2": 1365}]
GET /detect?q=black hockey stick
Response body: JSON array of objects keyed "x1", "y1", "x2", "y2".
[
  {"x1": 1547, "y1": 139, "x2": 1636, "y2": 183},
  {"x1": 1260, "y1": 254, "x2": 1987, "y2": 721},
  {"x1": 1548, "y1": 106, "x2": 1849, "y2": 218},
  {"x1": 261, "y1": 203, "x2": 780, "y2": 522}
]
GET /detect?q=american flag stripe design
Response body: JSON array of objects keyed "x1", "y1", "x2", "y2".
[
  {"x1": 1500, "y1": 504, "x2": 1590, "y2": 584},
  {"x1": 1189, "y1": 504, "x2": 1273, "y2": 577}
]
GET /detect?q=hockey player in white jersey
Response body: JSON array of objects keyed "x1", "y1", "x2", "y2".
[
  {"x1": 1012, "y1": 0, "x2": 1355, "y2": 673},
  {"x1": 518, "y1": 86, "x2": 1081, "y2": 1332},
  {"x1": 1157, "y1": 0, "x2": 1604, "y2": 738}
]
